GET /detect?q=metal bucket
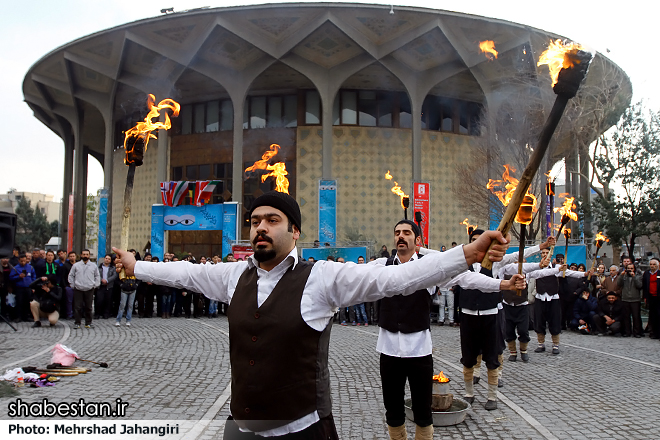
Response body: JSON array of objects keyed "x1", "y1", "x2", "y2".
[{"x1": 404, "y1": 397, "x2": 471, "y2": 426}]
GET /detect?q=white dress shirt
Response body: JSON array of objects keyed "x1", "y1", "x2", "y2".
[{"x1": 135, "y1": 244, "x2": 469, "y2": 436}]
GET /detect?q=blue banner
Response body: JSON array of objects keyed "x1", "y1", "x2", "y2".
[
  {"x1": 302, "y1": 247, "x2": 367, "y2": 263},
  {"x1": 151, "y1": 203, "x2": 238, "y2": 261},
  {"x1": 507, "y1": 244, "x2": 587, "y2": 266},
  {"x1": 97, "y1": 189, "x2": 108, "y2": 258},
  {"x1": 319, "y1": 180, "x2": 337, "y2": 245},
  {"x1": 222, "y1": 203, "x2": 239, "y2": 259}
]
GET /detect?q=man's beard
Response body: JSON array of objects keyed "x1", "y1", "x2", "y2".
[
  {"x1": 82, "y1": 257, "x2": 89, "y2": 262},
  {"x1": 253, "y1": 233, "x2": 276, "y2": 263},
  {"x1": 253, "y1": 248, "x2": 277, "y2": 263}
]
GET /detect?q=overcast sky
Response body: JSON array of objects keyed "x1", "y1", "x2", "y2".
[{"x1": 1, "y1": 0, "x2": 657, "y2": 200}]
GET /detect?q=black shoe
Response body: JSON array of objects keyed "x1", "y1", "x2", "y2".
[
  {"x1": 485, "y1": 400, "x2": 498, "y2": 410},
  {"x1": 634, "y1": 334, "x2": 642, "y2": 338},
  {"x1": 552, "y1": 345, "x2": 560, "y2": 355},
  {"x1": 521, "y1": 352, "x2": 530, "y2": 362},
  {"x1": 73, "y1": 324, "x2": 81, "y2": 329},
  {"x1": 438, "y1": 322, "x2": 444, "y2": 326},
  {"x1": 508, "y1": 354, "x2": 517, "y2": 362},
  {"x1": 32, "y1": 321, "x2": 41, "y2": 328},
  {"x1": 534, "y1": 345, "x2": 545, "y2": 353},
  {"x1": 473, "y1": 376, "x2": 480, "y2": 385},
  {"x1": 464, "y1": 396, "x2": 475, "y2": 405},
  {"x1": 622, "y1": 334, "x2": 631, "y2": 337},
  {"x1": 85, "y1": 323, "x2": 94, "y2": 329},
  {"x1": 498, "y1": 379, "x2": 503, "y2": 388}
]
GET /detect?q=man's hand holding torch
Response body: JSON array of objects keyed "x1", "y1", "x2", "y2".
[{"x1": 112, "y1": 247, "x2": 136, "y2": 277}]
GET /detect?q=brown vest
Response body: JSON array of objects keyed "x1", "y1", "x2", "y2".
[{"x1": 227, "y1": 260, "x2": 332, "y2": 432}]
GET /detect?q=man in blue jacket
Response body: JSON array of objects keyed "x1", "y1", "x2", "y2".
[
  {"x1": 570, "y1": 289, "x2": 599, "y2": 334},
  {"x1": 9, "y1": 254, "x2": 36, "y2": 321}
]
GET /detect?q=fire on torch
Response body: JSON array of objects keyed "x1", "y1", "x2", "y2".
[
  {"x1": 121, "y1": 94, "x2": 180, "y2": 251},
  {"x1": 480, "y1": 39, "x2": 592, "y2": 269},
  {"x1": 385, "y1": 171, "x2": 410, "y2": 219},
  {"x1": 547, "y1": 194, "x2": 578, "y2": 260},
  {"x1": 245, "y1": 143, "x2": 290, "y2": 194},
  {"x1": 588, "y1": 232, "x2": 609, "y2": 280}
]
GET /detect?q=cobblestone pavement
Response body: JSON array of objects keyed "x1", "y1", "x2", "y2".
[{"x1": 1, "y1": 316, "x2": 659, "y2": 439}]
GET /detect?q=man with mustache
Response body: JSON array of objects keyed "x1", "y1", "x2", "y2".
[{"x1": 114, "y1": 191, "x2": 513, "y2": 440}]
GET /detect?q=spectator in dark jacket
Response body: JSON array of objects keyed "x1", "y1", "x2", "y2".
[
  {"x1": 1, "y1": 258, "x2": 15, "y2": 320},
  {"x1": 642, "y1": 258, "x2": 660, "y2": 339},
  {"x1": 60, "y1": 251, "x2": 77, "y2": 319},
  {"x1": 95, "y1": 254, "x2": 118, "y2": 319},
  {"x1": 560, "y1": 268, "x2": 588, "y2": 330},
  {"x1": 42, "y1": 250, "x2": 59, "y2": 284},
  {"x1": 9, "y1": 255, "x2": 37, "y2": 321},
  {"x1": 617, "y1": 263, "x2": 644, "y2": 337},
  {"x1": 29, "y1": 274, "x2": 62, "y2": 327},
  {"x1": 31, "y1": 248, "x2": 47, "y2": 279},
  {"x1": 570, "y1": 290, "x2": 598, "y2": 333},
  {"x1": 594, "y1": 292, "x2": 624, "y2": 335},
  {"x1": 9, "y1": 247, "x2": 21, "y2": 267}
]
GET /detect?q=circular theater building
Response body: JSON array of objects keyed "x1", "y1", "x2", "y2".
[{"x1": 24, "y1": 3, "x2": 631, "y2": 256}]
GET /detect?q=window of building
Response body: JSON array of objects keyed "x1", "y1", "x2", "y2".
[
  {"x1": 181, "y1": 105, "x2": 193, "y2": 135},
  {"x1": 172, "y1": 167, "x2": 183, "y2": 181},
  {"x1": 305, "y1": 91, "x2": 321, "y2": 124},
  {"x1": 206, "y1": 101, "x2": 220, "y2": 132},
  {"x1": 220, "y1": 100, "x2": 233, "y2": 131},
  {"x1": 193, "y1": 103, "x2": 205, "y2": 134}
]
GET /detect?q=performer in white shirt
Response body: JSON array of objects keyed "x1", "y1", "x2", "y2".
[{"x1": 114, "y1": 191, "x2": 516, "y2": 440}]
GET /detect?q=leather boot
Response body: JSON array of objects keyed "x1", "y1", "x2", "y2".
[
  {"x1": 414, "y1": 424, "x2": 433, "y2": 440},
  {"x1": 387, "y1": 424, "x2": 407, "y2": 440}
]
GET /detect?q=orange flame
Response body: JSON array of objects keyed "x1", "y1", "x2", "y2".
[
  {"x1": 595, "y1": 231, "x2": 609, "y2": 247},
  {"x1": 537, "y1": 39, "x2": 586, "y2": 87},
  {"x1": 487, "y1": 165, "x2": 518, "y2": 206},
  {"x1": 515, "y1": 194, "x2": 538, "y2": 225},
  {"x1": 479, "y1": 40, "x2": 498, "y2": 60},
  {"x1": 385, "y1": 170, "x2": 409, "y2": 209},
  {"x1": 123, "y1": 94, "x2": 180, "y2": 165},
  {"x1": 245, "y1": 144, "x2": 290, "y2": 194},
  {"x1": 563, "y1": 228, "x2": 571, "y2": 238},
  {"x1": 460, "y1": 218, "x2": 478, "y2": 236},
  {"x1": 553, "y1": 196, "x2": 578, "y2": 222},
  {"x1": 432, "y1": 371, "x2": 449, "y2": 383}
]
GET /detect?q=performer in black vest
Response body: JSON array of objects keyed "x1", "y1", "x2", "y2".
[
  {"x1": 114, "y1": 191, "x2": 513, "y2": 439},
  {"x1": 533, "y1": 248, "x2": 588, "y2": 354},
  {"x1": 376, "y1": 220, "x2": 435, "y2": 440}
]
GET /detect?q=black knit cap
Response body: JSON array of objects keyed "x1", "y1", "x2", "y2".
[
  {"x1": 469, "y1": 228, "x2": 485, "y2": 242},
  {"x1": 249, "y1": 191, "x2": 302, "y2": 232}
]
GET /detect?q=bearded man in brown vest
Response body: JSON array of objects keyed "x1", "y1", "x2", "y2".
[{"x1": 114, "y1": 191, "x2": 512, "y2": 439}]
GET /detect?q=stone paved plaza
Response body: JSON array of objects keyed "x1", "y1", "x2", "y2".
[{"x1": 2, "y1": 315, "x2": 659, "y2": 439}]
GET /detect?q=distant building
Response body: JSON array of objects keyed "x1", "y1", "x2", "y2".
[
  {"x1": 0, "y1": 191, "x2": 61, "y2": 224},
  {"x1": 23, "y1": 3, "x2": 631, "y2": 254}
]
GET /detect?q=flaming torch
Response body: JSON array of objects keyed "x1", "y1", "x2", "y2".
[
  {"x1": 460, "y1": 218, "x2": 478, "y2": 242},
  {"x1": 480, "y1": 39, "x2": 592, "y2": 269},
  {"x1": 385, "y1": 171, "x2": 410, "y2": 219},
  {"x1": 121, "y1": 94, "x2": 180, "y2": 250},
  {"x1": 245, "y1": 144, "x2": 290, "y2": 194},
  {"x1": 562, "y1": 228, "x2": 571, "y2": 277},
  {"x1": 515, "y1": 194, "x2": 537, "y2": 295},
  {"x1": 547, "y1": 194, "x2": 578, "y2": 259},
  {"x1": 588, "y1": 232, "x2": 609, "y2": 280}
]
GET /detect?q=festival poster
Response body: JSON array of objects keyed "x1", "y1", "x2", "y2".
[
  {"x1": 412, "y1": 182, "x2": 430, "y2": 247},
  {"x1": 67, "y1": 194, "x2": 74, "y2": 253},
  {"x1": 319, "y1": 180, "x2": 337, "y2": 245},
  {"x1": 97, "y1": 189, "x2": 108, "y2": 258}
]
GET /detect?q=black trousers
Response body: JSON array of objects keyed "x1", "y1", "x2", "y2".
[
  {"x1": 534, "y1": 299, "x2": 561, "y2": 336},
  {"x1": 559, "y1": 297, "x2": 576, "y2": 329},
  {"x1": 621, "y1": 301, "x2": 643, "y2": 336},
  {"x1": 380, "y1": 353, "x2": 433, "y2": 427},
  {"x1": 593, "y1": 315, "x2": 622, "y2": 335},
  {"x1": 95, "y1": 285, "x2": 112, "y2": 318},
  {"x1": 648, "y1": 296, "x2": 660, "y2": 338},
  {"x1": 73, "y1": 288, "x2": 94, "y2": 325},
  {"x1": 503, "y1": 304, "x2": 530, "y2": 343},
  {"x1": 15, "y1": 286, "x2": 32, "y2": 321},
  {"x1": 460, "y1": 313, "x2": 500, "y2": 370},
  {"x1": 223, "y1": 415, "x2": 339, "y2": 440}
]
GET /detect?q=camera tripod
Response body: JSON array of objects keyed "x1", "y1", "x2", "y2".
[{"x1": 0, "y1": 313, "x2": 17, "y2": 331}]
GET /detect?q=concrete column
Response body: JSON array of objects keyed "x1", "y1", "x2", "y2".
[
  {"x1": 61, "y1": 130, "x2": 74, "y2": 251},
  {"x1": 157, "y1": 114, "x2": 168, "y2": 186},
  {"x1": 410, "y1": 92, "x2": 423, "y2": 182},
  {"x1": 72, "y1": 122, "x2": 85, "y2": 252},
  {"x1": 321, "y1": 93, "x2": 333, "y2": 180},
  {"x1": 103, "y1": 115, "x2": 114, "y2": 254},
  {"x1": 232, "y1": 97, "x2": 244, "y2": 208}
]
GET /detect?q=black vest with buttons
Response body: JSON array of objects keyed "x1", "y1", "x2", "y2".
[
  {"x1": 459, "y1": 265, "x2": 500, "y2": 311},
  {"x1": 536, "y1": 264, "x2": 560, "y2": 296},
  {"x1": 378, "y1": 255, "x2": 432, "y2": 334},
  {"x1": 227, "y1": 260, "x2": 332, "y2": 432}
]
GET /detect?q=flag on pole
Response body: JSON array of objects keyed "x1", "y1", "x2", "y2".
[
  {"x1": 160, "y1": 182, "x2": 171, "y2": 206},
  {"x1": 171, "y1": 181, "x2": 188, "y2": 206},
  {"x1": 194, "y1": 180, "x2": 220, "y2": 206}
]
